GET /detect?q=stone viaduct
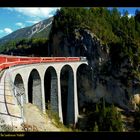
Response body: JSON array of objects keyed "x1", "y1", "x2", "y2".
[{"x1": 0, "y1": 58, "x2": 88, "y2": 127}]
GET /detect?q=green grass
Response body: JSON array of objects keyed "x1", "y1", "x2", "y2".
[{"x1": 45, "y1": 103, "x2": 80, "y2": 132}]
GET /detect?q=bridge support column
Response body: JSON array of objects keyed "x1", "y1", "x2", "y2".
[
  {"x1": 25, "y1": 82, "x2": 28, "y2": 103},
  {"x1": 50, "y1": 76, "x2": 58, "y2": 113},
  {"x1": 73, "y1": 70, "x2": 79, "y2": 124},
  {"x1": 67, "y1": 71, "x2": 74, "y2": 125},
  {"x1": 41, "y1": 78, "x2": 46, "y2": 113},
  {"x1": 57, "y1": 72, "x2": 63, "y2": 123}
]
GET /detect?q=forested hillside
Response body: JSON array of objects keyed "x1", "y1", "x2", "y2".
[
  {"x1": 0, "y1": 38, "x2": 49, "y2": 56},
  {"x1": 50, "y1": 7, "x2": 140, "y2": 79}
]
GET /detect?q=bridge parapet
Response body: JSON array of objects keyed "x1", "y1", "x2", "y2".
[{"x1": 0, "y1": 55, "x2": 87, "y2": 71}]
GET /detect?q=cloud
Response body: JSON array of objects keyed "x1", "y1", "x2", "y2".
[
  {"x1": 0, "y1": 28, "x2": 13, "y2": 34},
  {"x1": 4, "y1": 28, "x2": 13, "y2": 34},
  {"x1": 15, "y1": 22, "x2": 25, "y2": 28},
  {"x1": 128, "y1": 14, "x2": 134, "y2": 18},
  {"x1": 6, "y1": 8, "x2": 60, "y2": 19},
  {"x1": 26, "y1": 20, "x2": 40, "y2": 24},
  {"x1": 121, "y1": 13, "x2": 134, "y2": 18}
]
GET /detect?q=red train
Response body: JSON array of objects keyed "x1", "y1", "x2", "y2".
[{"x1": 0, "y1": 55, "x2": 86, "y2": 71}]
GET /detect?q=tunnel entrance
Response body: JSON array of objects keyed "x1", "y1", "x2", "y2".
[
  {"x1": 44, "y1": 67, "x2": 58, "y2": 113},
  {"x1": 60, "y1": 65, "x2": 74, "y2": 126},
  {"x1": 14, "y1": 74, "x2": 25, "y2": 106},
  {"x1": 28, "y1": 69, "x2": 42, "y2": 110}
]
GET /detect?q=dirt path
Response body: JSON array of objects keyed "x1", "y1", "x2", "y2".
[{"x1": 22, "y1": 103, "x2": 61, "y2": 131}]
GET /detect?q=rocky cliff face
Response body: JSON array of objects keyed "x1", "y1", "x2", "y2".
[{"x1": 50, "y1": 28, "x2": 140, "y2": 111}]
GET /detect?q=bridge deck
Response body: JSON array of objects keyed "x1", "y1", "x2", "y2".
[{"x1": 0, "y1": 55, "x2": 85, "y2": 71}]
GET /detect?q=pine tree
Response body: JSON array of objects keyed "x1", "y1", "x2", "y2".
[{"x1": 93, "y1": 122, "x2": 99, "y2": 132}]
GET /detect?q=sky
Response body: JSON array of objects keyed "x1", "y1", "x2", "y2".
[{"x1": 0, "y1": 7, "x2": 140, "y2": 39}]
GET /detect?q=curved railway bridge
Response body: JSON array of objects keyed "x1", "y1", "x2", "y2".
[{"x1": 0, "y1": 55, "x2": 89, "y2": 128}]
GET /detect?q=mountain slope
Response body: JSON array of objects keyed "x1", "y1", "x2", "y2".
[{"x1": 0, "y1": 17, "x2": 53, "y2": 45}]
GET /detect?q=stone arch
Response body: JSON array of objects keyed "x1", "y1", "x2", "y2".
[
  {"x1": 14, "y1": 74, "x2": 25, "y2": 106},
  {"x1": 44, "y1": 66, "x2": 58, "y2": 113},
  {"x1": 28, "y1": 69, "x2": 42, "y2": 110},
  {"x1": 76, "y1": 64, "x2": 90, "y2": 116},
  {"x1": 60, "y1": 64, "x2": 74, "y2": 126}
]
